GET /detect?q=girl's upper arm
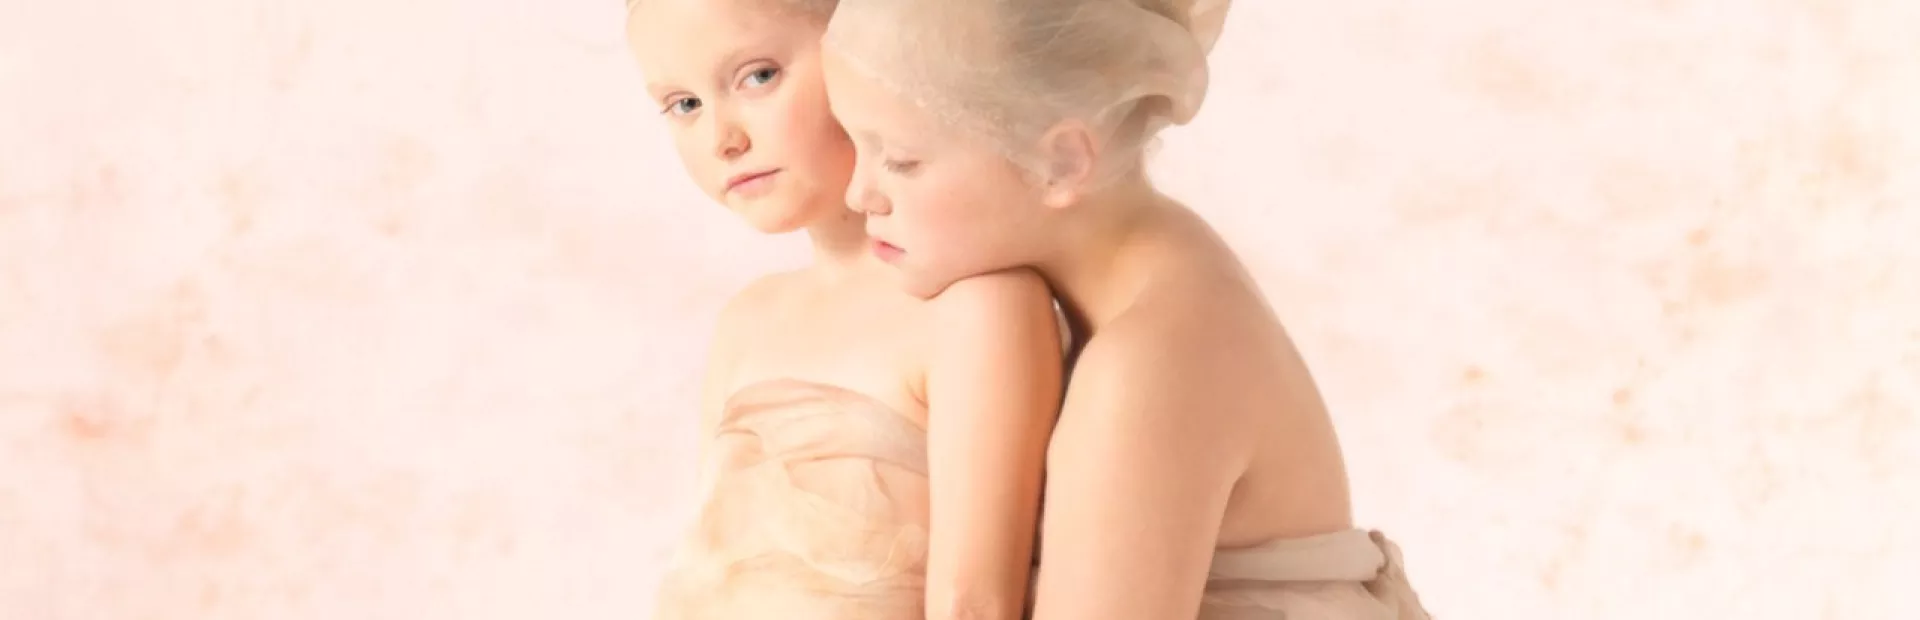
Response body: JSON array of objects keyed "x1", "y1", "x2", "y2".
[
  {"x1": 1027, "y1": 340, "x2": 1247, "y2": 620},
  {"x1": 923, "y1": 269, "x2": 1065, "y2": 619}
]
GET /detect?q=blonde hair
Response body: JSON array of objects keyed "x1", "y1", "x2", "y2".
[
  {"x1": 824, "y1": 0, "x2": 1231, "y2": 183},
  {"x1": 627, "y1": 0, "x2": 838, "y2": 19}
]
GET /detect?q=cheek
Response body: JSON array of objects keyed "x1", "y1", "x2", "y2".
[
  {"x1": 667, "y1": 128, "x2": 724, "y2": 195},
  {"x1": 767, "y1": 89, "x2": 854, "y2": 175},
  {"x1": 925, "y1": 164, "x2": 1034, "y2": 252},
  {"x1": 894, "y1": 175, "x2": 985, "y2": 245}
]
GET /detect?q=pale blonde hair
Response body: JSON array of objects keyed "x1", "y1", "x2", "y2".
[
  {"x1": 626, "y1": 0, "x2": 838, "y2": 19},
  {"x1": 823, "y1": 0, "x2": 1231, "y2": 184}
]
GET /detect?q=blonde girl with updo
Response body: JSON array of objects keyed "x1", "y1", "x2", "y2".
[{"x1": 820, "y1": 0, "x2": 1432, "y2": 617}]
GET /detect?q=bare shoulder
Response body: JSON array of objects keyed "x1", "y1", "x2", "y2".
[
  {"x1": 710, "y1": 270, "x2": 805, "y2": 348},
  {"x1": 1053, "y1": 309, "x2": 1254, "y2": 467},
  {"x1": 917, "y1": 268, "x2": 1063, "y2": 407},
  {"x1": 1067, "y1": 309, "x2": 1223, "y2": 403},
  {"x1": 922, "y1": 267, "x2": 1063, "y2": 376},
  {"x1": 925, "y1": 267, "x2": 1055, "y2": 322}
]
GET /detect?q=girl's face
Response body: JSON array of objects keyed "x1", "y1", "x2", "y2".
[
  {"x1": 821, "y1": 49, "x2": 1051, "y2": 299},
  {"x1": 628, "y1": 0, "x2": 854, "y2": 234}
]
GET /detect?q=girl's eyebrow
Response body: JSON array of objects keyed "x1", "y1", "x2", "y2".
[
  {"x1": 843, "y1": 118, "x2": 901, "y2": 150},
  {"x1": 643, "y1": 46, "x2": 760, "y2": 102}
]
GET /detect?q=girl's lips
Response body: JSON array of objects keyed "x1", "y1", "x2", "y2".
[{"x1": 724, "y1": 169, "x2": 781, "y2": 195}]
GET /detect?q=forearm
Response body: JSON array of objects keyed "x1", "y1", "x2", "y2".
[
  {"x1": 924, "y1": 398, "x2": 1049, "y2": 620},
  {"x1": 925, "y1": 569, "x2": 1031, "y2": 620},
  {"x1": 924, "y1": 462, "x2": 1043, "y2": 620}
]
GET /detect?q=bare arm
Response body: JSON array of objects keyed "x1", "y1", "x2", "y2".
[
  {"x1": 923, "y1": 269, "x2": 1065, "y2": 620},
  {"x1": 1027, "y1": 338, "x2": 1250, "y2": 620}
]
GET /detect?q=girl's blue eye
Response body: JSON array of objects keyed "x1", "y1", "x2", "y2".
[
  {"x1": 745, "y1": 67, "x2": 780, "y2": 87},
  {"x1": 663, "y1": 97, "x2": 702, "y2": 116}
]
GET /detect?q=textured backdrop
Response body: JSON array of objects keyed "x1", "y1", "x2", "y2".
[{"x1": 2, "y1": 0, "x2": 1915, "y2": 618}]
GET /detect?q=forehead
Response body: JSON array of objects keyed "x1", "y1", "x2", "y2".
[
  {"x1": 627, "y1": 0, "x2": 816, "y2": 80},
  {"x1": 820, "y1": 52, "x2": 902, "y2": 122},
  {"x1": 823, "y1": 51, "x2": 952, "y2": 147}
]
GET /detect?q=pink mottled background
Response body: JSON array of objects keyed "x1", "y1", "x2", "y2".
[{"x1": 2, "y1": 1, "x2": 1915, "y2": 618}]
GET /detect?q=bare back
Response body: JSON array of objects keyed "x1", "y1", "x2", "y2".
[
  {"x1": 1025, "y1": 202, "x2": 1393, "y2": 619},
  {"x1": 1063, "y1": 204, "x2": 1352, "y2": 545}
]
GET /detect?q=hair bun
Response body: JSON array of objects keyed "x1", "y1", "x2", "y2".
[{"x1": 1178, "y1": 0, "x2": 1232, "y2": 56}]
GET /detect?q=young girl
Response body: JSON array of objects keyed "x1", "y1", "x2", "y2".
[
  {"x1": 624, "y1": 0, "x2": 1064, "y2": 618},
  {"x1": 819, "y1": 0, "x2": 1432, "y2": 618}
]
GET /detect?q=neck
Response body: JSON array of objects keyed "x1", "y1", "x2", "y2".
[
  {"x1": 1031, "y1": 174, "x2": 1169, "y2": 332},
  {"x1": 802, "y1": 206, "x2": 875, "y2": 277}
]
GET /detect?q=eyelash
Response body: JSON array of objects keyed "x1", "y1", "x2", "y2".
[
  {"x1": 661, "y1": 97, "x2": 700, "y2": 116},
  {"x1": 882, "y1": 160, "x2": 920, "y2": 174},
  {"x1": 657, "y1": 65, "x2": 782, "y2": 117},
  {"x1": 743, "y1": 66, "x2": 779, "y2": 88}
]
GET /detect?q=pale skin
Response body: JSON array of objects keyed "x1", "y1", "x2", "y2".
[
  {"x1": 824, "y1": 48, "x2": 1358, "y2": 620},
  {"x1": 628, "y1": 1, "x2": 1057, "y2": 618}
]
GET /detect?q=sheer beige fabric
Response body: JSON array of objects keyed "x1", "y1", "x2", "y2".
[
  {"x1": 652, "y1": 378, "x2": 1431, "y2": 619},
  {"x1": 1192, "y1": 529, "x2": 1433, "y2": 619},
  {"x1": 652, "y1": 379, "x2": 932, "y2": 619},
  {"x1": 625, "y1": 0, "x2": 836, "y2": 19},
  {"x1": 654, "y1": 307, "x2": 1427, "y2": 619}
]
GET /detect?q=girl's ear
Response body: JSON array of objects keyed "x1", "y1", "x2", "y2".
[{"x1": 1034, "y1": 120, "x2": 1099, "y2": 209}]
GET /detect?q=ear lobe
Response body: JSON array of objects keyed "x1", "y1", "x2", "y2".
[{"x1": 1036, "y1": 121, "x2": 1098, "y2": 209}]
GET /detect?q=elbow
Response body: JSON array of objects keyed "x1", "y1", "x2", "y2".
[{"x1": 926, "y1": 590, "x2": 1025, "y2": 620}]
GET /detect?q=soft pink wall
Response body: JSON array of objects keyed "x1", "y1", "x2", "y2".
[{"x1": 2, "y1": 1, "x2": 1914, "y2": 618}]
